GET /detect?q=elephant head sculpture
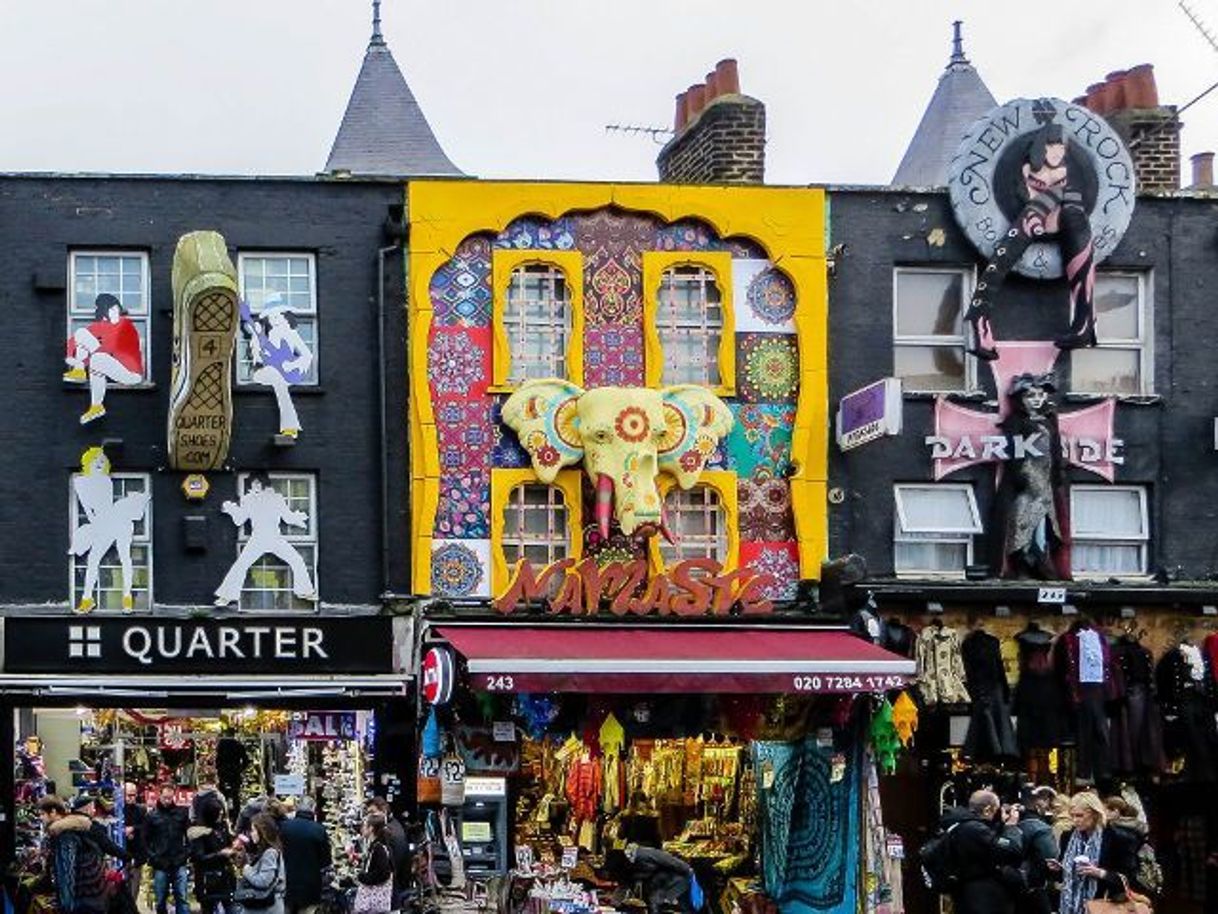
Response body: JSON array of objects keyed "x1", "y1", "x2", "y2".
[{"x1": 502, "y1": 381, "x2": 734, "y2": 540}]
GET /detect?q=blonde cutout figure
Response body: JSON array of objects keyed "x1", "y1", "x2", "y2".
[{"x1": 70, "y1": 447, "x2": 150, "y2": 613}]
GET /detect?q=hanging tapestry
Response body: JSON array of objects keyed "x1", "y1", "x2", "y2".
[{"x1": 754, "y1": 739, "x2": 860, "y2": 914}]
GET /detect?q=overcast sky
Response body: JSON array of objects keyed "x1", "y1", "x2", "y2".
[{"x1": 2, "y1": 1, "x2": 1217, "y2": 186}]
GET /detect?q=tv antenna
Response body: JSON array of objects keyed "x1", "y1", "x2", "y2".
[
  {"x1": 1180, "y1": 1, "x2": 1218, "y2": 54},
  {"x1": 605, "y1": 124, "x2": 674, "y2": 145}
]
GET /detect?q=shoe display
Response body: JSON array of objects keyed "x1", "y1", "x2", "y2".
[
  {"x1": 63, "y1": 367, "x2": 87, "y2": 382},
  {"x1": 167, "y1": 231, "x2": 239, "y2": 471},
  {"x1": 121, "y1": 594, "x2": 134, "y2": 612},
  {"x1": 74, "y1": 596, "x2": 95, "y2": 614}
]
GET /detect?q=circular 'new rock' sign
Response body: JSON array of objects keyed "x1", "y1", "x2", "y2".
[{"x1": 947, "y1": 97, "x2": 1136, "y2": 279}]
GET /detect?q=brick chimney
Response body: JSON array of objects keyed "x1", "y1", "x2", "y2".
[
  {"x1": 1076, "y1": 64, "x2": 1180, "y2": 192},
  {"x1": 657, "y1": 59, "x2": 766, "y2": 184}
]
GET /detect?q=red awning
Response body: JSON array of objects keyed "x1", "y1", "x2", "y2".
[{"x1": 435, "y1": 625, "x2": 916, "y2": 694}]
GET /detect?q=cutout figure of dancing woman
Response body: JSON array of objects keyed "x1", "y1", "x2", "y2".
[
  {"x1": 239, "y1": 294, "x2": 313, "y2": 438},
  {"x1": 69, "y1": 447, "x2": 150, "y2": 613}
]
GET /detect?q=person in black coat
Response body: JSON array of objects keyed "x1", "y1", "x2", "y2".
[
  {"x1": 123, "y1": 784, "x2": 149, "y2": 903},
  {"x1": 143, "y1": 785, "x2": 191, "y2": 914},
  {"x1": 1050, "y1": 792, "x2": 1141, "y2": 914},
  {"x1": 941, "y1": 790, "x2": 1025, "y2": 914},
  {"x1": 365, "y1": 797, "x2": 409, "y2": 902},
  {"x1": 188, "y1": 799, "x2": 236, "y2": 914},
  {"x1": 1017, "y1": 787, "x2": 1061, "y2": 914},
  {"x1": 620, "y1": 844, "x2": 695, "y2": 914},
  {"x1": 281, "y1": 798, "x2": 332, "y2": 914}
]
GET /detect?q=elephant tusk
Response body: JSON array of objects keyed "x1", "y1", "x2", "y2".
[
  {"x1": 660, "y1": 504, "x2": 678, "y2": 545},
  {"x1": 595, "y1": 473, "x2": 614, "y2": 541}
]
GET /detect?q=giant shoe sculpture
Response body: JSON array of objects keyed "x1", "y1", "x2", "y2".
[{"x1": 167, "y1": 231, "x2": 240, "y2": 471}]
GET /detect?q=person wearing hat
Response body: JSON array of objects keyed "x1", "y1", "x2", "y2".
[
  {"x1": 239, "y1": 294, "x2": 313, "y2": 438},
  {"x1": 71, "y1": 794, "x2": 129, "y2": 862}
]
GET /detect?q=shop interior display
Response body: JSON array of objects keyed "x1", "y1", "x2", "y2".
[{"x1": 9, "y1": 705, "x2": 375, "y2": 901}]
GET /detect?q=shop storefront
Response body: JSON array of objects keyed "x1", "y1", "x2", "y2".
[
  {"x1": 414, "y1": 617, "x2": 917, "y2": 914},
  {"x1": 0, "y1": 614, "x2": 416, "y2": 877}
]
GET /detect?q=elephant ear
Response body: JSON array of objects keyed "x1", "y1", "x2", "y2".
[
  {"x1": 500, "y1": 379, "x2": 586, "y2": 483},
  {"x1": 657, "y1": 385, "x2": 735, "y2": 489}
]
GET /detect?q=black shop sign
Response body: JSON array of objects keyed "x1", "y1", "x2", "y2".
[{"x1": 3, "y1": 616, "x2": 398, "y2": 675}]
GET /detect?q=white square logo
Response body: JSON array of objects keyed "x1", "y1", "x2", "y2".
[{"x1": 68, "y1": 626, "x2": 101, "y2": 659}]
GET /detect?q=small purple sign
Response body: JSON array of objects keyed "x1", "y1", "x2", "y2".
[{"x1": 836, "y1": 379, "x2": 901, "y2": 451}]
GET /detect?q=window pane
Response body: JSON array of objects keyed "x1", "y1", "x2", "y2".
[
  {"x1": 505, "y1": 264, "x2": 570, "y2": 383},
  {"x1": 893, "y1": 345, "x2": 965, "y2": 391},
  {"x1": 1072, "y1": 489, "x2": 1145, "y2": 538},
  {"x1": 895, "y1": 540, "x2": 967, "y2": 573},
  {"x1": 1071, "y1": 347, "x2": 1140, "y2": 395},
  {"x1": 895, "y1": 272, "x2": 964, "y2": 338},
  {"x1": 658, "y1": 266, "x2": 722, "y2": 387},
  {"x1": 896, "y1": 486, "x2": 979, "y2": 533},
  {"x1": 1094, "y1": 275, "x2": 1140, "y2": 340},
  {"x1": 1073, "y1": 543, "x2": 1143, "y2": 575},
  {"x1": 660, "y1": 486, "x2": 726, "y2": 565}
]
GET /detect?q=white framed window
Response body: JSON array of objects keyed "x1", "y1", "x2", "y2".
[
  {"x1": 658, "y1": 265, "x2": 723, "y2": 386},
  {"x1": 236, "y1": 472, "x2": 318, "y2": 611},
  {"x1": 504, "y1": 264, "x2": 571, "y2": 383},
  {"x1": 237, "y1": 253, "x2": 318, "y2": 385},
  {"x1": 1070, "y1": 272, "x2": 1151, "y2": 396},
  {"x1": 69, "y1": 473, "x2": 152, "y2": 612},
  {"x1": 892, "y1": 267, "x2": 974, "y2": 393},
  {"x1": 893, "y1": 483, "x2": 982, "y2": 577},
  {"x1": 1071, "y1": 485, "x2": 1149, "y2": 577},
  {"x1": 67, "y1": 251, "x2": 152, "y2": 382},
  {"x1": 660, "y1": 485, "x2": 728, "y2": 566},
  {"x1": 502, "y1": 483, "x2": 569, "y2": 570}
]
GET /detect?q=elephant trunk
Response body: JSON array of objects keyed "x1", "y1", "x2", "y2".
[
  {"x1": 659, "y1": 502, "x2": 677, "y2": 545},
  {"x1": 595, "y1": 473, "x2": 614, "y2": 541}
]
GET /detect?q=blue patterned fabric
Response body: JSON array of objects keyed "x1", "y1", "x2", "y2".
[{"x1": 754, "y1": 740, "x2": 861, "y2": 914}]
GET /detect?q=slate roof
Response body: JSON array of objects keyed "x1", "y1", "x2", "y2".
[
  {"x1": 324, "y1": 35, "x2": 463, "y2": 177},
  {"x1": 892, "y1": 23, "x2": 996, "y2": 187}
]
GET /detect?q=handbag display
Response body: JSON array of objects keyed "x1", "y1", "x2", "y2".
[{"x1": 1085, "y1": 875, "x2": 1153, "y2": 914}]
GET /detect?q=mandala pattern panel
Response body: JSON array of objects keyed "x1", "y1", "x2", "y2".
[
  {"x1": 494, "y1": 216, "x2": 576, "y2": 251},
  {"x1": 738, "y1": 334, "x2": 800, "y2": 403},
  {"x1": 434, "y1": 469, "x2": 490, "y2": 539},
  {"x1": 430, "y1": 539, "x2": 491, "y2": 598},
  {"x1": 584, "y1": 325, "x2": 645, "y2": 388},
  {"x1": 429, "y1": 327, "x2": 490, "y2": 399},
  {"x1": 436, "y1": 398, "x2": 494, "y2": 472},
  {"x1": 739, "y1": 541, "x2": 800, "y2": 600},
  {"x1": 574, "y1": 209, "x2": 655, "y2": 326},
  {"x1": 727, "y1": 404, "x2": 796, "y2": 477},
  {"x1": 739, "y1": 472, "x2": 796, "y2": 542},
  {"x1": 431, "y1": 234, "x2": 493, "y2": 327},
  {"x1": 491, "y1": 397, "x2": 532, "y2": 469},
  {"x1": 734, "y1": 259, "x2": 797, "y2": 334},
  {"x1": 780, "y1": 742, "x2": 859, "y2": 913},
  {"x1": 655, "y1": 219, "x2": 724, "y2": 252}
]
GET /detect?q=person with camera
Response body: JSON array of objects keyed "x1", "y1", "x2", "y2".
[
  {"x1": 232, "y1": 813, "x2": 286, "y2": 914},
  {"x1": 939, "y1": 789, "x2": 1026, "y2": 914}
]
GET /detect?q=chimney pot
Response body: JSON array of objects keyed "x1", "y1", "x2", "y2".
[
  {"x1": 674, "y1": 91, "x2": 689, "y2": 132},
  {"x1": 1094, "y1": 79, "x2": 1118, "y2": 114},
  {"x1": 687, "y1": 83, "x2": 707, "y2": 119},
  {"x1": 1192, "y1": 151, "x2": 1214, "y2": 188},
  {"x1": 705, "y1": 70, "x2": 720, "y2": 102},
  {"x1": 1125, "y1": 63, "x2": 1159, "y2": 108},
  {"x1": 1106, "y1": 70, "x2": 1128, "y2": 111},
  {"x1": 1072, "y1": 95, "x2": 1089, "y2": 107},
  {"x1": 715, "y1": 58, "x2": 740, "y2": 95},
  {"x1": 1086, "y1": 82, "x2": 1107, "y2": 113}
]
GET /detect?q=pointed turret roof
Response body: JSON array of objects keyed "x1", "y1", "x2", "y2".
[
  {"x1": 892, "y1": 21, "x2": 996, "y2": 186},
  {"x1": 324, "y1": 1, "x2": 463, "y2": 177}
]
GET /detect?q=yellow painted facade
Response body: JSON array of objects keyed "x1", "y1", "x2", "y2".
[{"x1": 407, "y1": 180, "x2": 828, "y2": 595}]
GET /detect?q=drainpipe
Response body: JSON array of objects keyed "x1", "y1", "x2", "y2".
[{"x1": 377, "y1": 234, "x2": 402, "y2": 601}]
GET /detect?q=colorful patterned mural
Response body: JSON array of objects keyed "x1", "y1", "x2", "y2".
[{"x1": 407, "y1": 182, "x2": 827, "y2": 600}]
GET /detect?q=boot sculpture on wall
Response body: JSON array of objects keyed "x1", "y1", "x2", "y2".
[{"x1": 167, "y1": 231, "x2": 239, "y2": 471}]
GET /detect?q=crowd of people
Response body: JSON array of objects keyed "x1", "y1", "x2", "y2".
[
  {"x1": 923, "y1": 786, "x2": 1159, "y2": 914},
  {"x1": 25, "y1": 786, "x2": 415, "y2": 914}
]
